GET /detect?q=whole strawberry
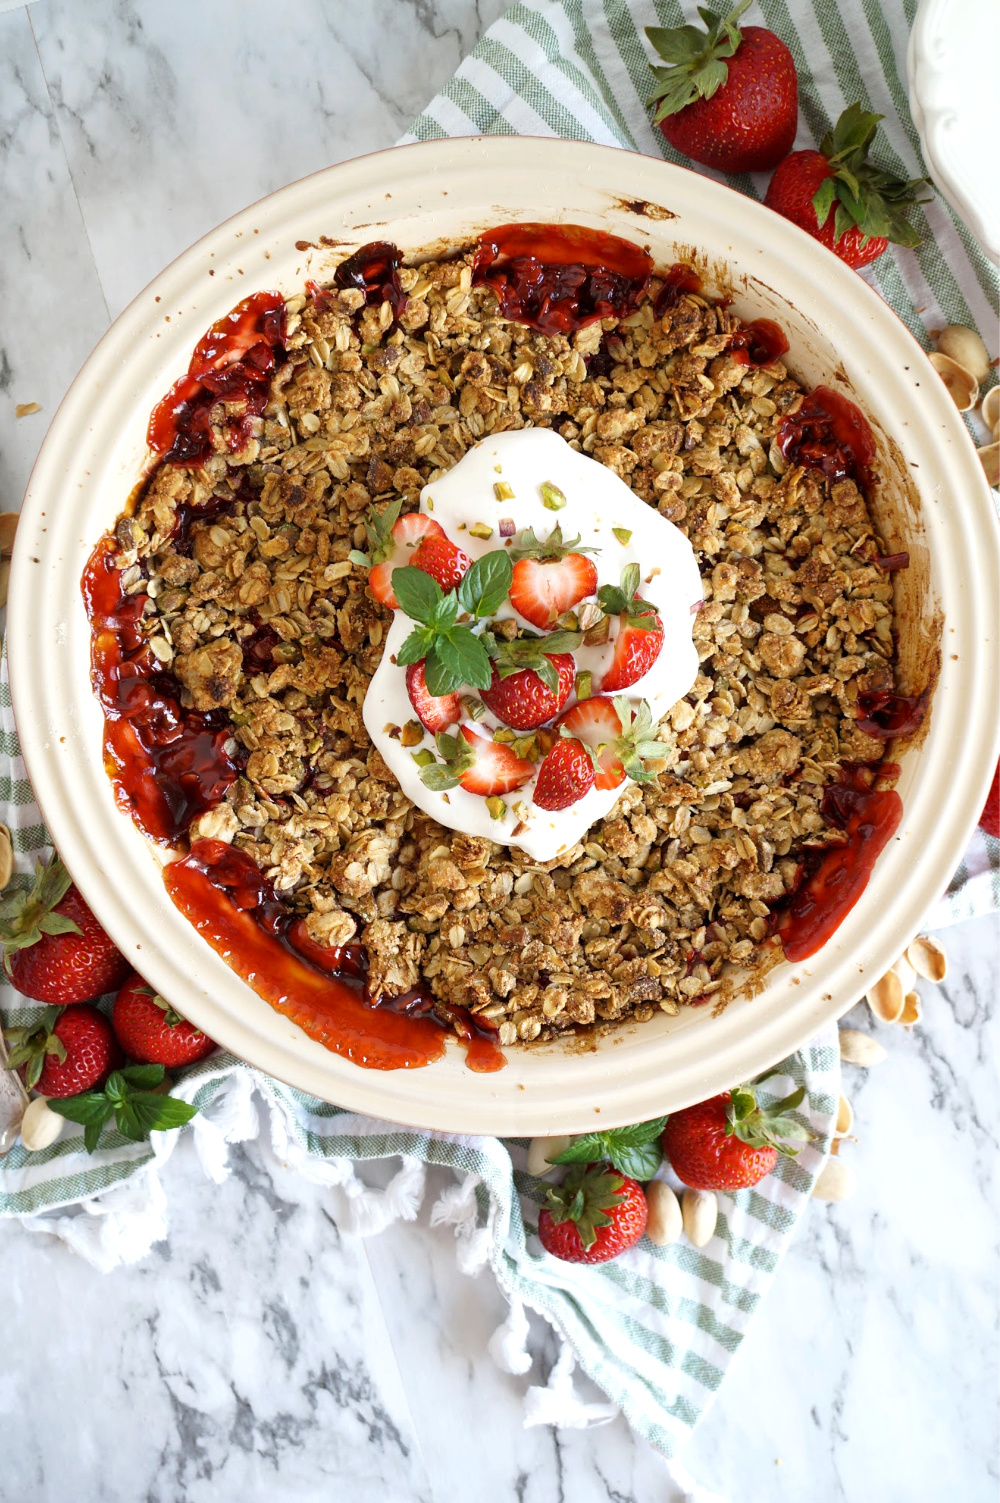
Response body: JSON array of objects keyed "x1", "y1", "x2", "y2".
[
  {"x1": 112, "y1": 972, "x2": 217, "y2": 1068},
  {"x1": 0, "y1": 857, "x2": 130, "y2": 1004},
  {"x1": 764, "y1": 103, "x2": 929, "y2": 269},
  {"x1": 663, "y1": 1080, "x2": 813, "y2": 1191},
  {"x1": 538, "y1": 1163, "x2": 648, "y2": 1264},
  {"x1": 647, "y1": 2, "x2": 797, "y2": 175},
  {"x1": 4, "y1": 1003, "x2": 122, "y2": 1096}
]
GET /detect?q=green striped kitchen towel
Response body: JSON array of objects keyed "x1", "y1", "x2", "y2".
[{"x1": 2, "y1": 0, "x2": 997, "y2": 1466}]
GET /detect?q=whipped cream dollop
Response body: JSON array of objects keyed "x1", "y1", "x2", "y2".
[{"x1": 363, "y1": 429, "x2": 702, "y2": 861}]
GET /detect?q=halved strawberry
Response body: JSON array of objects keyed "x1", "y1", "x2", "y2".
[
  {"x1": 508, "y1": 524, "x2": 598, "y2": 629},
  {"x1": 597, "y1": 564, "x2": 664, "y2": 692},
  {"x1": 354, "y1": 501, "x2": 447, "y2": 609},
  {"x1": 405, "y1": 660, "x2": 463, "y2": 734},
  {"x1": 557, "y1": 695, "x2": 673, "y2": 790},
  {"x1": 417, "y1": 725, "x2": 534, "y2": 798},
  {"x1": 481, "y1": 655, "x2": 574, "y2": 730},
  {"x1": 410, "y1": 533, "x2": 471, "y2": 593},
  {"x1": 533, "y1": 737, "x2": 596, "y2": 811},
  {"x1": 558, "y1": 696, "x2": 627, "y2": 789}
]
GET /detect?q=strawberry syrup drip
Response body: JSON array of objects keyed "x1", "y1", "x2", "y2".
[
  {"x1": 332, "y1": 241, "x2": 408, "y2": 321},
  {"x1": 147, "y1": 291, "x2": 286, "y2": 468},
  {"x1": 164, "y1": 841, "x2": 505, "y2": 1073},
  {"x1": 855, "y1": 688, "x2": 928, "y2": 739},
  {"x1": 776, "y1": 385, "x2": 876, "y2": 489},
  {"x1": 727, "y1": 318, "x2": 790, "y2": 368},
  {"x1": 770, "y1": 764, "x2": 903, "y2": 962},
  {"x1": 82, "y1": 539, "x2": 237, "y2": 845},
  {"x1": 653, "y1": 263, "x2": 703, "y2": 316},
  {"x1": 472, "y1": 223, "x2": 652, "y2": 336}
]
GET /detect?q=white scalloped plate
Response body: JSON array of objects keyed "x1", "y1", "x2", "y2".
[
  {"x1": 908, "y1": 0, "x2": 1000, "y2": 265},
  {"x1": 9, "y1": 138, "x2": 1000, "y2": 1134}
]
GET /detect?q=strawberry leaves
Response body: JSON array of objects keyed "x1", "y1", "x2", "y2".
[
  {"x1": 48, "y1": 1064, "x2": 198, "y2": 1153},
  {"x1": 4, "y1": 1005, "x2": 67, "y2": 1089},
  {"x1": 507, "y1": 523, "x2": 598, "y2": 563},
  {"x1": 0, "y1": 857, "x2": 80, "y2": 970},
  {"x1": 726, "y1": 1079, "x2": 814, "y2": 1157},
  {"x1": 416, "y1": 730, "x2": 476, "y2": 792},
  {"x1": 608, "y1": 697, "x2": 673, "y2": 784},
  {"x1": 812, "y1": 103, "x2": 931, "y2": 250},
  {"x1": 551, "y1": 1116, "x2": 667, "y2": 1181},
  {"x1": 485, "y1": 627, "x2": 581, "y2": 694},
  {"x1": 348, "y1": 497, "x2": 403, "y2": 569},
  {"x1": 394, "y1": 552, "x2": 512, "y2": 695},
  {"x1": 646, "y1": 0, "x2": 750, "y2": 122},
  {"x1": 597, "y1": 563, "x2": 661, "y2": 631},
  {"x1": 543, "y1": 1162, "x2": 629, "y2": 1250}
]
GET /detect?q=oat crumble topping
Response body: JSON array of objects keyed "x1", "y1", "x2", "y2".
[{"x1": 106, "y1": 248, "x2": 901, "y2": 1048}]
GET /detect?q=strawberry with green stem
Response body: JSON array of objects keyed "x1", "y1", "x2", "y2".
[
  {"x1": 507, "y1": 524, "x2": 599, "y2": 630},
  {"x1": 646, "y1": 1, "x2": 798, "y2": 175},
  {"x1": 112, "y1": 972, "x2": 217, "y2": 1068},
  {"x1": 4, "y1": 1003, "x2": 122, "y2": 1097},
  {"x1": 663, "y1": 1076, "x2": 814, "y2": 1190},
  {"x1": 538, "y1": 1164, "x2": 649, "y2": 1264},
  {"x1": 481, "y1": 628, "x2": 580, "y2": 730},
  {"x1": 416, "y1": 725, "x2": 534, "y2": 798},
  {"x1": 48, "y1": 1064, "x2": 198, "y2": 1154},
  {"x1": 0, "y1": 856, "x2": 130, "y2": 1005},
  {"x1": 596, "y1": 564, "x2": 664, "y2": 692},
  {"x1": 764, "y1": 103, "x2": 930, "y2": 270},
  {"x1": 557, "y1": 695, "x2": 673, "y2": 790},
  {"x1": 350, "y1": 500, "x2": 450, "y2": 609}
]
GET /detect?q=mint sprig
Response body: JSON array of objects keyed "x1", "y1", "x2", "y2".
[
  {"x1": 393, "y1": 553, "x2": 512, "y2": 695},
  {"x1": 550, "y1": 1116, "x2": 667, "y2": 1181},
  {"x1": 48, "y1": 1065, "x2": 198, "y2": 1154}
]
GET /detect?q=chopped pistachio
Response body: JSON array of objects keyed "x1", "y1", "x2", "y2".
[
  {"x1": 485, "y1": 796, "x2": 507, "y2": 821},
  {"x1": 612, "y1": 526, "x2": 632, "y2": 545},
  {"x1": 513, "y1": 801, "x2": 531, "y2": 823},
  {"x1": 410, "y1": 749, "x2": 435, "y2": 767},
  {"x1": 555, "y1": 610, "x2": 579, "y2": 631},
  {"x1": 493, "y1": 727, "x2": 516, "y2": 744},
  {"x1": 468, "y1": 521, "x2": 494, "y2": 540},
  {"x1": 511, "y1": 734, "x2": 538, "y2": 760},
  {"x1": 575, "y1": 670, "x2": 593, "y2": 701},
  {"x1": 540, "y1": 480, "x2": 567, "y2": 511},
  {"x1": 584, "y1": 616, "x2": 611, "y2": 645},
  {"x1": 494, "y1": 481, "x2": 515, "y2": 501},
  {"x1": 400, "y1": 720, "x2": 425, "y2": 748},
  {"x1": 426, "y1": 496, "x2": 434, "y2": 511},
  {"x1": 461, "y1": 695, "x2": 487, "y2": 721}
]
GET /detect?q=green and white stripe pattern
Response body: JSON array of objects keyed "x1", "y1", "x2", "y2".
[{"x1": 2, "y1": 1, "x2": 997, "y2": 1456}]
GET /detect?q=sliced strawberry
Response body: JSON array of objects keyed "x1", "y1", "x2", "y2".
[
  {"x1": 411, "y1": 533, "x2": 471, "y2": 593},
  {"x1": 533, "y1": 737, "x2": 596, "y2": 811},
  {"x1": 393, "y1": 512, "x2": 445, "y2": 550},
  {"x1": 508, "y1": 524, "x2": 598, "y2": 628},
  {"x1": 600, "y1": 618, "x2": 664, "y2": 692},
  {"x1": 405, "y1": 660, "x2": 463, "y2": 734},
  {"x1": 457, "y1": 726, "x2": 534, "y2": 797},
  {"x1": 596, "y1": 563, "x2": 664, "y2": 692},
  {"x1": 558, "y1": 696, "x2": 627, "y2": 790},
  {"x1": 356, "y1": 503, "x2": 446, "y2": 609},
  {"x1": 368, "y1": 559, "x2": 399, "y2": 608},
  {"x1": 558, "y1": 695, "x2": 673, "y2": 789},
  {"x1": 481, "y1": 655, "x2": 575, "y2": 731}
]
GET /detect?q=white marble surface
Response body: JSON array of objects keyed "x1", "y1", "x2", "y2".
[{"x1": 0, "y1": 3, "x2": 997, "y2": 1499}]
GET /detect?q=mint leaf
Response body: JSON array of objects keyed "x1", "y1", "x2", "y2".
[
  {"x1": 550, "y1": 1116, "x2": 667, "y2": 1179},
  {"x1": 116, "y1": 1093, "x2": 197, "y2": 1141},
  {"x1": 48, "y1": 1092, "x2": 113, "y2": 1127},
  {"x1": 392, "y1": 566, "x2": 442, "y2": 624},
  {"x1": 428, "y1": 591, "x2": 460, "y2": 631},
  {"x1": 427, "y1": 629, "x2": 493, "y2": 694},
  {"x1": 457, "y1": 551, "x2": 513, "y2": 619},
  {"x1": 396, "y1": 627, "x2": 437, "y2": 667},
  {"x1": 119, "y1": 1063, "x2": 166, "y2": 1091}
]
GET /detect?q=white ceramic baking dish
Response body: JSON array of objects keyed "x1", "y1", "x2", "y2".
[{"x1": 9, "y1": 137, "x2": 999, "y2": 1134}]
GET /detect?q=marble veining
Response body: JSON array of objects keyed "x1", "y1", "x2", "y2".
[{"x1": 0, "y1": 1, "x2": 997, "y2": 1498}]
